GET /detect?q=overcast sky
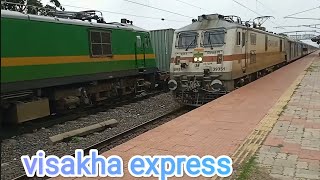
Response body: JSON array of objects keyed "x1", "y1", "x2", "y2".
[{"x1": 43, "y1": 0, "x2": 320, "y2": 46}]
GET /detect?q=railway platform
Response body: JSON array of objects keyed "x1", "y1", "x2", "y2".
[
  {"x1": 255, "y1": 54, "x2": 320, "y2": 179},
  {"x1": 53, "y1": 52, "x2": 319, "y2": 180}
]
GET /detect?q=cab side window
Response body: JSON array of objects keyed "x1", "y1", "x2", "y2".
[
  {"x1": 242, "y1": 32, "x2": 246, "y2": 47},
  {"x1": 90, "y1": 30, "x2": 112, "y2": 57},
  {"x1": 250, "y1": 33, "x2": 256, "y2": 45},
  {"x1": 145, "y1": 35, "x2": 151, "y2": 48},
  {"x1": 236, "y1": 31, "x2": 241, "y2": 45}
]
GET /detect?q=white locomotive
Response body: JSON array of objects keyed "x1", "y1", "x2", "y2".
[{"x1": 168, "y1": 14, "x2": 317, "y2": 106}]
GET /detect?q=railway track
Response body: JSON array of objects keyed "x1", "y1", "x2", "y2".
[
  {"x1": 12, "y1": 106, "x2": 191, "y2": 180},
  {"x1": 1, "y1": 90, "x2": 166, "y2": 140}
]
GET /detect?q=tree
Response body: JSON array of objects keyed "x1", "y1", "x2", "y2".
[
  {"x1": 45, "y1": 0, "x2": 65, "y2": 11},
  {"x1": 2, "y1": 0, "x2": 65, "y2": 15}
]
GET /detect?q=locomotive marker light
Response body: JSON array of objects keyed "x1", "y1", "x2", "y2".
[
  {"x1": 175, "y1": 56, "x2": 181, "y2": 65},
  {"x1": 180, "y1": 60, "x2": 189, "y2": 69},
  {"x1": 217, "y1": 54, "x2": 223, "y2": 64}
]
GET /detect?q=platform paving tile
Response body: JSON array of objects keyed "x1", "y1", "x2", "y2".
[{"x1": 256, "y1": 55, "x2": 320, "y2": 180}]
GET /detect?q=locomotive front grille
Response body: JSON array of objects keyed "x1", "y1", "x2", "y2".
[
  {"x1": 174, "y1": 89, "x2": 227, "y2": 106},
  {"x1": 170, "y1": 75, "x2": 227, "y2": 106}
]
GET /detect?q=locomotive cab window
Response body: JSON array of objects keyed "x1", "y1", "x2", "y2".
[
  {"x1": 90, "y1": 30, "x2": 112, "y2": 57},
  {"x1": 202, "y1": 29, "x2": 225, "y2": 47},
  {"x1": 176, "y1": 32, "x2": 198, "y2": 49}
]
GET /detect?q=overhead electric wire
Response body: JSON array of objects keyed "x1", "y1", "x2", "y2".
[
  {"x1": 232, "y1": 0, "x2": 262, "y2": 16},
  {"x1": 123, "y1": 0, "x2": 193, "y2": 18},
  {"x1": 61, "y1": 4, "x2": 188, "y2": 22},
  {"x1": 284, "y1": 17, "x2": 320, "y2": 20},
  {"x1": 302, "y1": 26, "x2": 320, "y2": 29},
  {"x1": 231, "y1": 0, "x2": 282, "y2": 27},
  {"x1": 255, "y1": 0, "x2": 290, "y2": 28},
  {"x1": 255, "y1": 0, "x2": 277, "y2": 14},
  {"x1": 175, "y1": 0, "x2": 211, "y2": 13},
  {"x1": 274, "y1": 24, "x2": 320, "y2": 29},
  {"x1": 281, "y1": 30, "x2": 319, "y2": 34},
  {"x1": 284, "y1": 6, "x2": 320, "y2": 18}
]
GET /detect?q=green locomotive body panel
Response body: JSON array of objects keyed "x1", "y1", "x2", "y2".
[{"x1": 1, "y1": 12, "x2": 156, "y2": 88}]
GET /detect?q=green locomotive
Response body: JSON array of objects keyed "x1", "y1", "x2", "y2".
[{"x1": 1, "y1": 9, "x2": 158, "y2": 124}]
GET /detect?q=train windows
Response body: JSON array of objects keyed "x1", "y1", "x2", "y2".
[
  {"x1": 90, "y1": 30, "x2": 112, "y2": 57},
  {"x1": 202, "y1": 29, "x2": 225, "y2": 48},
  {"x1": 176, "y1": 32, "x2": 198, "y2": 49},
  {"x1": 91, "y1": 31, "x2": 101, "y2": 43},
  {"x1": 250, "y1": 33, "x2": 256, "y2": 45},
  {"x1": 145, "y1": 35, "x2": 150, "y2": 48},
  {"x1": 92, "y1": 44, "x2": 102, "y2": 55},
  {"x1": 236, "y1": 32, "x2": 241, "y2": 45},
  {"x1": 136, "y1": 36, "x2": 142, "y2": 48},
  {"x1": 101, "y1": 32, "x2": 111, "y2": 44}
]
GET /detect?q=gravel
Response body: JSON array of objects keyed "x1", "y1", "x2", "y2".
[{"x1": 1, "y1": 92, "x2": 182, "y2": 180}]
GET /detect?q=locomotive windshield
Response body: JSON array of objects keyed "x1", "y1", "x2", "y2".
[
  {"x1": 202, "y1": 29, "x2": 225, "y2": 48},
  {"x1": 177, "y1": 32, "x2": 198, "y2": 50}
]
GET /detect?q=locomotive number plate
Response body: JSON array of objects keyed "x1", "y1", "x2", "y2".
[{"x1": 212, "y1": 67, "x2": 226, "y2": 72}]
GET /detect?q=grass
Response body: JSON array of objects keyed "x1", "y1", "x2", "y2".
[
  {"x1": 70, "y1": 136, "x2": 81, "y2": 143},
  {"x1": 279, "y1": 103, "x2": 289, "y2": 116},
  {"x1": 277, "y1": 144, "x2": 284, "y2": 148},
  {"x1": 306, "y1": 65, "x2": 320, "y2": 72},
  {"x1": 306, "y1": 67, "x2": 313, "y2": 72},
  {"x1": 236, "y1": 157, "x2": 257, "y2": 180}
]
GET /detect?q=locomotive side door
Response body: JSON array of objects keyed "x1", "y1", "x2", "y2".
[
  {"x1": 288, "y1": 41, "x2": 292, "y2": 61},
  {"x1": 135, "y1": 35, "x2": 146, "y2": 69},
  {"x1": 241, "y1": 29, "x2": 248, "y2": 73}
]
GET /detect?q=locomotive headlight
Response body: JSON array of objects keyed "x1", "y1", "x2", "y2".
[
  {"x1": 194, "y1": 57, "x2": 198, "y2": 62},
  {"x1": 198, "y1": 57, "x2": 203, "y2": 62}
]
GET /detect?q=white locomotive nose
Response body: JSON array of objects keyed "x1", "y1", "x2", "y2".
[{"x1": 168, "y1": 79, "x2": 178, "y2": 91}]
